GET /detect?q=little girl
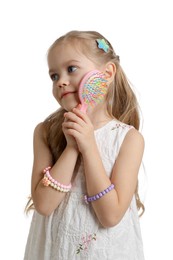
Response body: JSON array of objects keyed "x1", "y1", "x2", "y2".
[{"x1": 24, "y1": 30, "x2": 145, "y2": 260}]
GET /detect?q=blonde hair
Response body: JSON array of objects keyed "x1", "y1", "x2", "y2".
[{"x1": 25, "y1": 30, "x2": 144, "y2": 216}]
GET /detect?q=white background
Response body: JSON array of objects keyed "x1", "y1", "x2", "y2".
[{"x1": 0, "y1": 0, "x2": 172, "y2": 259}]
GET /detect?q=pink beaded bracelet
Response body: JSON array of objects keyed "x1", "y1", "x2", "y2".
[
  {"x1": 84, "y1": 184, "x2": 115, "y2": 204},
  {"x1": 42, "y1": 166, "x2": 72, "y2": 193}
]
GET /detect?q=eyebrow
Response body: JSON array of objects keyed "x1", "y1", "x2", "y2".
[
  {"x1": 49, "y1": 60, "x2": 80, "y2": 74},
  {"x1": 49, "y1": 69, "x2": 56, "y2": 74}
]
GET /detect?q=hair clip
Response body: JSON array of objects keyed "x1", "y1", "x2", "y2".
[{"x1": 96, "y1": 39, "x2": 109, "y2": 53}]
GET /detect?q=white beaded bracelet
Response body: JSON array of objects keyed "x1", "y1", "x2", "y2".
[{"x1": 42, "y1": 166, "x2": 72, "y2": 193}]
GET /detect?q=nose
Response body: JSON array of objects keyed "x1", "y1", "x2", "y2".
[{"x1": 56, "y1": 75, "x2": 70, "y2": 88}]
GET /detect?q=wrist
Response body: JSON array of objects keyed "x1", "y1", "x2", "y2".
[
  {"x1": 81, "y1": 142, "x2": 98, "y2": 157},
  {"x1": 65, "y1": 145, "x2": 79, "y2": 156}
]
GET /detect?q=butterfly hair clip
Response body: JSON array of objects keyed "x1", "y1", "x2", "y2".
[{"x1": 96, "y1": 38, "x2": 109, "y2": 53}]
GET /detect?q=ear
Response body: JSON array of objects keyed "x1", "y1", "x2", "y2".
[{"x1": 104, "y1": 62, "x2": 116, "y2": 84}]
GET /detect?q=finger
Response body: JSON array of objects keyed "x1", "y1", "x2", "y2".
[
  {"x1": 72, "y1": 108, "x2": 90, "y2": 124},
  {"x1": 64, "y1": 111, "x2": 85, "y2": 126},
  {"x1": 64, "y1": 128, "x2": 82, "y2": 141},
  {"x1": 62, "y1": 121, "x2": 82, "y2": 133},
  {"x1": 63, "y1": 116, "x2": 69, "y2": 122},
  {"x1": 75, "y1": 104, "x2": 82, "y2": 110}
]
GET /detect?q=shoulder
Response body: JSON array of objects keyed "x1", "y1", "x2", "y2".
[
  {"x1": 34, "y1": 122, "x2": 44, "y2": 135},
  {"x1": 33, "y1": 122, "x2": 47, "y2": 143},
  {"x1": 120, "y1": 127, "x2": 145, "y2": 156},
  {"x1": 125, "y1": 127, "x2": 144, "y2": 146}
]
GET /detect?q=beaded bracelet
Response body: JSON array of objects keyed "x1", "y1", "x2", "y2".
[
  {"x1": 42, "y1": 166, "x2": 72, "y2": 193},
  {"x1": 84, "y1": 184, "x2": 115, "y2": 204}
]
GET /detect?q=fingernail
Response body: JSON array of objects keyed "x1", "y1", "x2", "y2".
[
  {"x1": 78, "y1": 104, "x2": 82, "y2": 109},
  {"x1": 75, "y1": 104, "x2": 81, "y2": 109}
]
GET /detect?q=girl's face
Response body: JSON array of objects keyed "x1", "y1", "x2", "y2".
[{"x1": 48, "y1": 42, "x2": 102, "y2": 111}]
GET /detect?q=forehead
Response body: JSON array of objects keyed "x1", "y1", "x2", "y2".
[
  {"x1": 48, "y1": 42, "x2": 85, "y2": 63},
  {"x1": 47, "y1": 41, "x2": 99, "y2": 72}
]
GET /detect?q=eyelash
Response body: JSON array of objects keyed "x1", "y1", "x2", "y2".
[
  {"x1": 50, "y1": 74, "x2": 59, "y2": 81},
  {"x1": 50, "y1": 66, "x2": 77, "y2": 82},
  {"x1": 68, "y1": 66, "x2": 77, "y2": 73}
]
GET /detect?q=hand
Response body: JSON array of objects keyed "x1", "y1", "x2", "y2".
[
  {"x1": 62, "y1": 107, "x2": 96, "y2": 154},
  {"x1": 62, "y1": 115, "x2": 78, "y2": 151}
]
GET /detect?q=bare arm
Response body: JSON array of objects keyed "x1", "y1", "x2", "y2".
[
  {"x1": 63, "y1": 108, "x2": 144, "y2": 227},
  {"x1": 31, "y1": 122, "x2": 79, "y2": 216},
  {"x1": 82, "y1": 128, "x2": 144, "y2": 227}
]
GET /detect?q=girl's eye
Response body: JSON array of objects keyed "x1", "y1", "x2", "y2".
[
  {"x1": 68, "y1": 66, "x2": 77, "y2": 73},
  {"x1": 50, "y1": 74, "x2": 59, "y2": 81}
]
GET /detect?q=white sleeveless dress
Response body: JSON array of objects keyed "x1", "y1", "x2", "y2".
[{"x1": 24, "y1": 120, "x2": 145, "y2": 260}]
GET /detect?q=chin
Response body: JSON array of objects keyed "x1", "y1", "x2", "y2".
[{"x1": 63, "y1": 102, "x2": 79, "y2": 112}]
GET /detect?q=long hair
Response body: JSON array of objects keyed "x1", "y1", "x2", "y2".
[{"x1": 25, "y1": 30, "x2": 144, "y2": 216}]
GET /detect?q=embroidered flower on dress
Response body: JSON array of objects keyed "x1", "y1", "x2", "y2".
[
  {"x1": 76, "y1": 233, "x2": 97, "y2": 254},
  {"x1": 111, "y1": 123, "x2": 133, "y2": 130}
]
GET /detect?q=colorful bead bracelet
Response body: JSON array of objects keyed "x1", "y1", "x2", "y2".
[
  {"x1": 42, "y1": 166, "x2": 72, "y2": 193},
  {"x1": 84, "y1": 184, "x2": 115, "y2": 204}
]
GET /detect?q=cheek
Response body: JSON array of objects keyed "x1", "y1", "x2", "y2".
[{"x1": 52, "y1": 87, "x2": 61, "y2": 104}]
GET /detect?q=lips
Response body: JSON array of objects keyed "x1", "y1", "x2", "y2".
[{"x1": 61, "y1": 91, "x2": 76, "y2": 99}]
